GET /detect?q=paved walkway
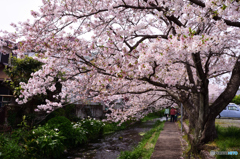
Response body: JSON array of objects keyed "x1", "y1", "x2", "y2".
[{"x1": 151, "y1": 121, "x2": 183, "y2": 159}]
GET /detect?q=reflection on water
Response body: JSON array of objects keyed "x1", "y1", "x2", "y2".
[{"x1": 65, "y1": 118, "x2": 164, "y2": 159}]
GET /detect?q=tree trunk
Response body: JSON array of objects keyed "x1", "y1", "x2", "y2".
[
  {"x1": 177, "y1": 58, "x2": 240, "y2": 156},
  {"x1": 182, "y1": 107, "x2": 188, "y2": 120},
  {"x1": 191, "y1": 114, "x2": 217, "y2": 154},
  {"x1": 200, "y1": 117, "x2": 217, "y2": 143},
  {"x1": 180, "y1": 54, "x2": 240, "y2": 156},
  {"x1": 186, "y1": 89, "x2": 215, "y2": 154}
]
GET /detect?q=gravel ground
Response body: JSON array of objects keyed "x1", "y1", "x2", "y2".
[{"x1": 215, "y1": 118, "x2": 240, "y2": 128}]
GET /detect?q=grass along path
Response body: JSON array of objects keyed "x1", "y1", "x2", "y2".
[
  {"x1": 118, "y1": 120, "x2": 164, "y2": 159},
  {"x1": 179, "y1": 119, "x2": 240, "y2": 159},
  {"x1": 141, "y1": 128, "x2": 163, "y2": 159},
  {"x1": 210, "y1": 125, "x2": 240, "y2": 159}
]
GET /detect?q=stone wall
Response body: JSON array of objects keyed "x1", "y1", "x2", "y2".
[{"x1": 75, "y1": 104, "x2": 104, "y2": 119}]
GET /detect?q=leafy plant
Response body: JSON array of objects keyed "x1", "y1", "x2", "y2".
[
  {"x1": 7, "y1": 110, "x2": 18, "y2": 127},
  {"x1": 10, "y1": 116, "x2": 31, "y2": 143},
  {"x1": 102, "y1": 121, "x2": 127, "y2": 135},
  {"x1": 47, "y1": 116, "x2": 89, "y2": 147},
  {"x1": 231, "y1": 95, "x2": 240, "y2": 105},
  {"x1": 43, "y1": 104, "x2": 78, "y2": 123},
  {"x1": 46, "y1": 116, "x2": 73, "y2": 145},
  {"x1": 26, "y1": 124, "x2": 66, "y2": 159},
  {"x1": 71, "y1": 122, "x2": 88, "y2": 145},
  {"x1": 141, "y1": 109, "x2": 165, "y2": 122},
  {"x1": 0, "y1": 134, "x2": 26, "y2": 159},
  {"x1": 79, "y1": 117, "x2": 105, "y2": 140},
  {"x1": 4, "y1": 56, "x2": 43, "y2": 96},
  {"x1": 47, "y1": 116, "x2": 72, "y2": 131},
  {"x1": 64, "y1": 104, "x2": 76, "y2": 121}
]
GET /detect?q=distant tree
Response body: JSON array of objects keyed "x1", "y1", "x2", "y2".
[
  {"x1": 4, "y1": 56, "x2": 62, "y2": 108},
  {"x1": 4, "y1": 56, "x2": 63, "y2": 125},
  {"x1": 231, "y1": 95, "x2": 240, "y2": 105},
  {"x1": 3, "y1": 56, "x2": 43, "y2": 125},
  {"x1": 4, "y1": 56, "x2": 43, "y2": 96}
]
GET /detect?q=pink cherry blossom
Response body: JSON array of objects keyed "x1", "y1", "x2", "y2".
[{"x1": 0, "y1": 0, "x2": 239, "y2": 125}]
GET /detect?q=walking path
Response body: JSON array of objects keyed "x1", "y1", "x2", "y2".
[{"x1": 151, "y1": 121, "x2": 183, "y2": 159}]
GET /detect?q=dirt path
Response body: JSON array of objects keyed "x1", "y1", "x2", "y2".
[{"x1": 151, "y1": 122, "x2": 183, "y2": 159}]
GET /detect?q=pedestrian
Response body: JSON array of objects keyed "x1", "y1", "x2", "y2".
[
  {"x1": 170, "y1": 107, "x2": 176, "y2": 122},
  {"x1": 174, "y1": 108, "x2": 178, "y2": 122},
  {"x1": 164, "y1": 107, "x2": 170, "y2": 121}
]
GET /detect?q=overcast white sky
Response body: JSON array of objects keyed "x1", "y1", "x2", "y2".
[
  {"x1": 0, "y1": 0, "x2": 42, "y2": 32},
  {"x1": 0, "y1": 0, "x2": 93, "y2": 40}
]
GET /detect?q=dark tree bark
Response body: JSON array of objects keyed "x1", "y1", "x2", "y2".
[{"x1": 182, "y1": 58, "x2": 240, "y2": 154}]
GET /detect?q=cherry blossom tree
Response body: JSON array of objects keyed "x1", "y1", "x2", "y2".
[{"x1": 1, "y1": 0, "x2": 240, "y2": 154}]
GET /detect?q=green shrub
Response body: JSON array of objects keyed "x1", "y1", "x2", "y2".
[
  {"x1": 10, "y1": 128, "x2": 29, "y2": 143},
  {"x1": 0, "y1": 117, "x2": 31, "y2": 158},
  {"x1": 7, "y1": 110, "x2": 18, "y2": 127},
  {"x1": 43, "y1": 104, "x2": 78, "y2": 123},
  {"x1": 42, "y1": 108, "x2": 67, "y2": 124},
  {"x1": 80, "y1": 117, "x2": 105, "y2": 140},
  {"x1": 102, "y1": 122, "x2": 127, "y2": 135},
  {"x1": 47, "y1": 116, "x2": 74, "y2": 146},
  {"x1": 231, "y1": 95, "x2": 240, "y2": 105},
  {"x1": 0, "y1": 134, "x2": 26, "y2": 159},
  {"x1": 158, "y1": 109, "x2": 165, "y2": 117},
  {"x1": 26, "y1": 124, "x2": 66, "y2": 159},
  {"x1": 141, "y1": 109, "x2": 165, "y2": 122},
  {"x1": 47, "y1": 116, "x2": 72, "y2": 135},
  {"x1": 47, "y1": 116, "x2": 91, "y2": 147},
  {"x1": 9, "y1": 116, "x2": 31, "y2": 145},
  {"x1": 71, "y1": 122, "x2": 88, "y2": 145},
  {"x1": 64, "y1": 104, "x2": 76, "y2": 121}
]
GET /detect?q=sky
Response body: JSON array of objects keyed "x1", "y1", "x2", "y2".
[
  {"x1": 0, "y1": 0, "x2": 93, "y2": 40},
  {"x1": 0, "y1": 0, "x2": 43, "y2": 32}
]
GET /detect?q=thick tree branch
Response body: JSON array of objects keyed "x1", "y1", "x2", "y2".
[
  {"x1": 208, "y1": 70, "x2": 231, "y2": 78},
  {"x1": 189, "y1": 0, "x2": 206, "y2": 7},
  {"x1": 213, "y1": 16, "x2": 240, "y2": 28},
  {"x1": 204, "y1": 51, "x2": 213, "y2": 76},
  {"x1": 115, "y1": 88, "x2": 166, "y2": 95},
  {"x1": 185, "y1": 63, "x2": 196, "y2": 85},
  {"x1": 188, "y1": 0, "x2": 240, "y2": 28},
  {"x1": 129, "y1": 34, "x2": 167, "y2": 52},
  {"x1": 211, "y1": 58, "x2": 240, "y2": 114},
  {"x1": 149, "y1": 61, "x2": 158, "y2": 79},
  {"x1": 192, "y1": 52, "x2": 205, "y2": 80}
]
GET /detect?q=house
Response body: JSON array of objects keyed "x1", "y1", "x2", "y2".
[{"x1": 0, "y1": 44, "x2": 15, "y2": 125}]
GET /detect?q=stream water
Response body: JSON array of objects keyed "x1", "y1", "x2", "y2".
[{"x1": 64, "y1": 118, "x2": 165, "y2": 159}]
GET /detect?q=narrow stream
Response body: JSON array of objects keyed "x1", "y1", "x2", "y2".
[{"x1": 64, "y1": 118, "x2": 165, "y2": 159}]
